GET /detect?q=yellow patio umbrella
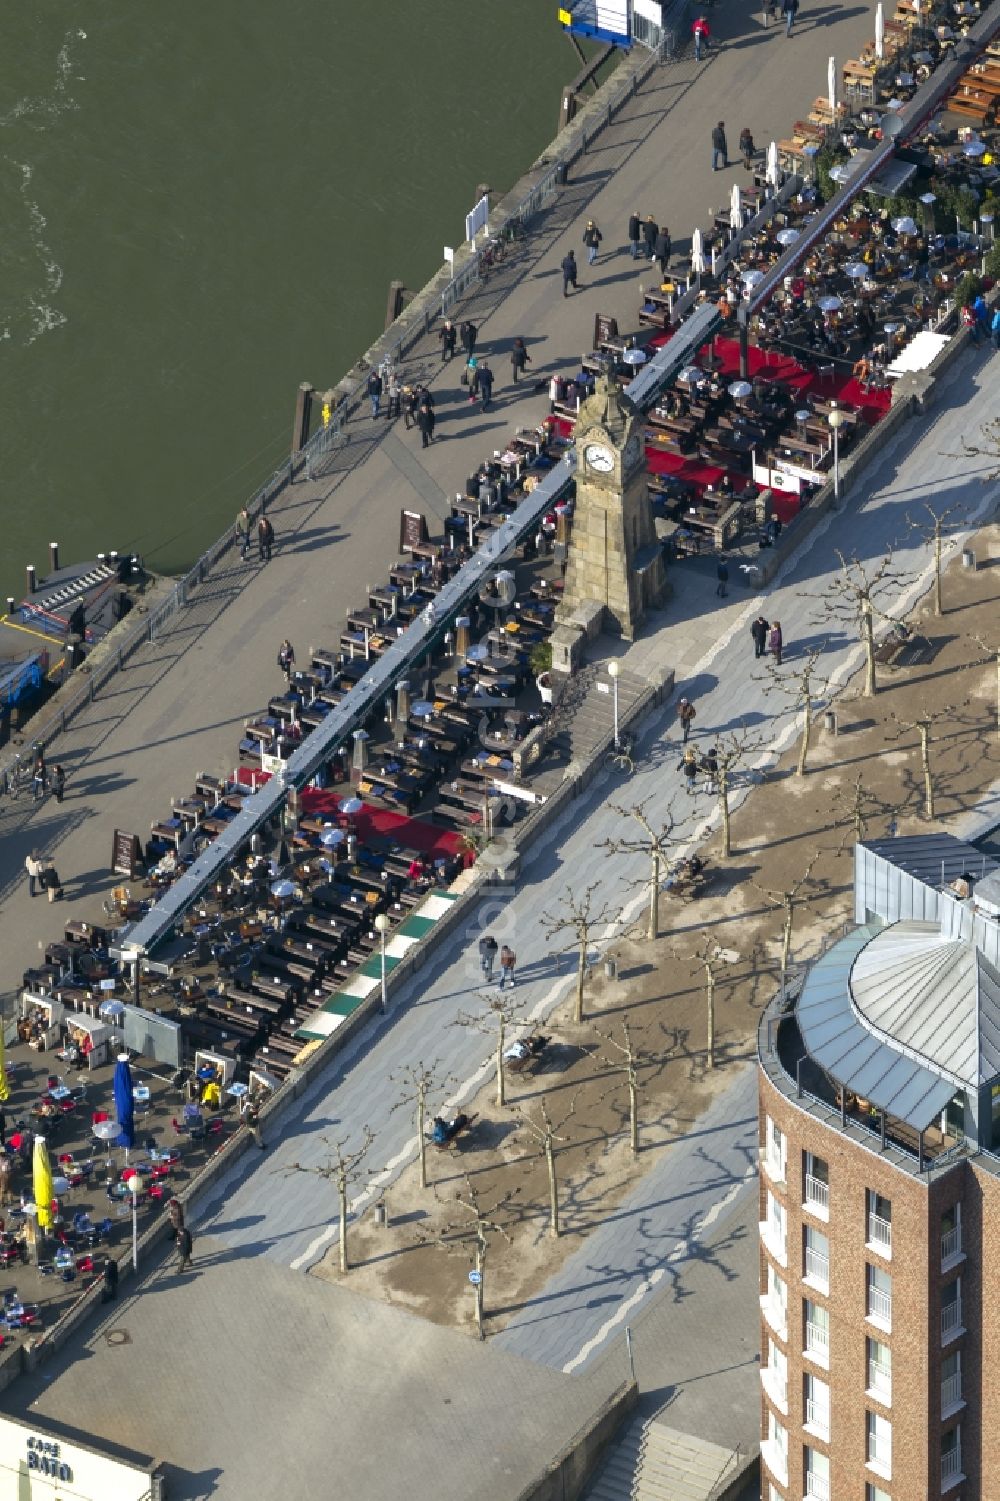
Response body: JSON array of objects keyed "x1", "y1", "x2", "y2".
[
  {"x1": 0, "y1": 1024, "x2": 8, "y2": 1103},
  {"x1": 32, "y1": 1135, "x2": 55, "y2": 1230}
]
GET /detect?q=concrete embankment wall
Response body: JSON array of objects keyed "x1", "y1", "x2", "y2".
[{"x1": 510, "y1": 1381, "x2": 639, "y2": 1501}]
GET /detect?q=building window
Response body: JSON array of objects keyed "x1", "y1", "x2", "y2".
[
  {"x1": 762, "y1": 1188, "x2": 787, "y2": 1265},
  {"x1": 763, "y1": 1336, "x2": 788, "y2": 1411},
  {"x1": 866, "y1": 1411, "x2": 891, "y2": 1477},
  {"x1": 764, "y1": 1410, "x2": 788, "y2": 1488},
  {"x1": 804, "y1": 1373, "x2": 830, "y2": 1440},
  {"x1": 866, "y1": 1264, "x2": 892, "y2": 1330},
  {"x1": 764, "y1": 1116, "x2": 786, "y2": 1182},
  {"x1": 767, "y1": 1487, "x2": 785, "y2": 1501},
  {"x1": 803, "y1": 1151, "x2": 829, "y2": 1217},
  {"x1": 866, "y1": 1336, "x2": 891, "y2": 1403},
  {"x1": 941, "y1": 1203, "x2": 962, "y2": 1266},
  {"x1": 866, "y1": 1486, "x2": 891, "y2": 1501},
  {"x1": 804, "y1": 1225, "x2": 830, "y2": 1291},
  {"x1": 867, "y1": 1189, "x2": 892, "y2": 1256},
  {"x1": 941, "y1": 1425, "x2": 962, "y2": 1488},
  {"x1": 941, "y1": 1277, "x2": 962, "y2": 1341},
  {"x1": 762, "y1": 1261, "x2": 788, "y2": 1340},
  {"x1": 804, "y1": 1299, "x2": 829, "y2": 1367},
  {"x1": 804, "y1": 1446, "x2": 830, "y2": 1501},
  {"x1": 941, "y1": 1349, "x2": 962, "y2": 1415}
]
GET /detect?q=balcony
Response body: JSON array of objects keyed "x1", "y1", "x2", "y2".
[
  {"x1": 941, "y1": 1370, "x2": 963, "y2": 1414},
  {"x1": 867, "y1": 1360, "x2": 891, "y2": 1403},
  {"x1": 760, "y1": 1361, "x2": 788, "y2": 1413},
  {"x1": 760, "y1": 1293, "x2": 787, "y2": 1341},
  {"x1": 805, "y1": 1473, "x2": 830, "y2": 1501},
  {"x1": 761, "y1": 1145, "x2": 786, "y2": 1184},
  {"x1": 760, "y1": 1437, "x2": 788, "y2": 1489},
  {"x1": 941, "y1": 1224, "x2": 962, "y2": 1266},
  {"x1": 867, "y1": 1213, "x2": 892, "y2": 1256},
  {"x1": 759, "y1": 1217, "x2": 787, "y2": 1268},
  {"x1": 867, "y1": 1435, "x2": 891, "y2": 1476},
  {"x1": 805, "y1": 1398, "x2": 830, "y2": 1440},
  {"x1": 941, "y1": 1298, "x2": 963, "y2": 1340},
  {"x1": 941, "y1": 1445, "x2": 963, "y2": 1489},
  {"x1": 804, "y1": 1174, "x2": 829, "y2": 1217},
  {"x1": 867, "y1": 1287, "x2": 892, "y2": 1328},
  {"x1": 804, "y1": 1245, "x2": 830, "y2": 1289},
  {"x1": 805, "y1": 1321, "x2": 829, "y2": 1366}
]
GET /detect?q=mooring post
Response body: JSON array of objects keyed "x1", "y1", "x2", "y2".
[{"x1": 291, "y1": 382, "x2": 314, "y2": 458}]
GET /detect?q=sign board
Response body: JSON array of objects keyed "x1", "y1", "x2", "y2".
[
  {"x1": 593, "y1": 312, "x2": 619, "y2": 348},
  {"x1": 444, "y1": 246, "x2": 455, "y2": 270},
  {"x1": 399, "y1": 509, "x2": 429, "y2": 554},
  {"x1": 111, "y1": 829, "x2": 141, "y2": 878},
  {"x1": 0, "y1": 1411, "x2": 157, "y2": 1501},
  {"x1": 464, "y1": 193, "x2": 490, "y2": 245},
  {"x1": 99, "y1": 979, "x2": 117, "y2": 993},
  {"x1": 468, "y1": 1270, "x2": 482, "y2": 1285},
  {"x1": 260, "y1": 752, "x2": 284, "y2": 778}
]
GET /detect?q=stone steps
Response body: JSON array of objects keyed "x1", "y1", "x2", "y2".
[{"x1": 583, "y1": 1417, "x2": 739, "y2": 1501}]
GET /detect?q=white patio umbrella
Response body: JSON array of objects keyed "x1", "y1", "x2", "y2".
[
  {"x1": 819, "y1": 294, "x2": 843, "y2": 312},
  {"x1": 691, "y1": 228, "x2": 705, "y2": 276},
  {"x1": 828, "y1": 56, "x2": 837, "y2": 115},
  {"x1": 891, "y1": 215, "x2": 918, "y2": 235},
  {"x1": 766, "y1": 141, "x2": 780, "y2": 189},
  {"x1": 776, "y1": 228, "x2": 801, "y2": 247},
  {"x1": 741, "y1": 268, "x2": 765, "y2": 290},
  {"x1": 730, "y1": 183, "x2": 743, "y2": 233},
  {"x1": 875, "y1": 2, "x2": 885, "y2": 58}
]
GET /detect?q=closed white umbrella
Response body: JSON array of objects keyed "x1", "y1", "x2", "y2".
[
  {"x1": 730, "y1": 183, "x2": 743, "y2": 233},
  {"x1": 766, "y1": 141, "x2": 780, "y2": 189},
  {"x1": 828, "y1": 56, "x2": 837, "y2": 115},
  {"x1": 875, "y1": 2, "x2": 885, "y2": 58},
  {"x1": 691, "y1": 228, "x2": 705, "y2": 276}
]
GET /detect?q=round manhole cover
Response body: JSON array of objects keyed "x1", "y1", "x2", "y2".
[{"x1": 105, "y1": 1329, "x2": 131, "y2": 1347}]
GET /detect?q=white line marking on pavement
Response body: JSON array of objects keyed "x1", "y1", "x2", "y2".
[{"x1": 560, "y1": 1163, "x2": 757, "y2": 1374}]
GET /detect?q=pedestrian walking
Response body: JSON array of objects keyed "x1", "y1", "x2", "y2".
[
  {"x1": 439, "y1": 319, "x2": 457, "y2": 361},
  {"x1": 653, "y1": 225, "x2": 672, "y2": 278},
  {"x1": 678, "y1": 696, "x2": 697, "y2": 743},
  {"x1": 101, "y1": 1255, "x2": 119, "y2": 1303},
  {"x1": 460, "y1": 320, "x2": 478, "y2": 360},
  {"x1": 245, "y1": 1098, "x2": 265, "y2": 1150},
  {"x1": 52, "y1": 764, "x2": 65, "y2": 804},
  {"x1": 478, "y1": 362, "x2": 494, "y2": 411},
  {"x1": 711, "y1": 121, "x2": 728, "y2": 172},
  {"x1": 417, "y1": 397, "x2": 435, "y2": 449},
  {"x1": 466, "y1": 353, "x2": 480, "y2": 400},
  {"x1": 367, "y1": 368, "x2": 383, "y2": 419},
  {"x1": 236, "y1": 506, "x2": 251, "y2": 560},
  {"x1": 561, "y1": 249, "x2": 578, "y2": 297},
  {"x1": 510, "y1": 337, "x2": 531, "y2": 383},
  {"x1": 499, "y1": 945, "x2": 516, "y2": 989},
  {"x1": 257, "y1": 515, "x2": 274, "y2": 563},
  {"x1": 751, "y1": 614, "x2": 770, "y2": 659},
  {"x1": 716, "y1": 556, "x2": 729, "y2": 596},
  {"x1": 167, "y1": 1197, "x2": 185, "y2": 1233},
  {"x1": 700, "y1": 746, "x2": 720, "y2": 795},
  {"x1": 402, "y1": 385, "x2": 417, "y2": 430},
  {"x1": 176, "y1": 1225, "x2": 194, "y2": 1273},
  {"x1": 25, "y1": 851, "x2": 41, "y2": 899},
  {"x1": 768, "y1": 621, "x2": 784, "y2": 665},
  {"x1": 627, "y1": 210, "x2": 641, "y2": 259},
  {"x1": 582, "y1": 219, "x2": 603, "y2": 266},
  {"x1": 32, "y1": 747, "x2": 47, "y2": 801},
  {"x1": 387, "y1": 372, "x2": 402, "y2": 420},
  {"x1": 678, "y1": 748, "x2": 699, "y2": 794},
  {"x1": 277, "y1": 639, "x2": 295, "y2": 681},
  {"x1": 739, "y1": 126, "x2": 756, "y2": 171},
  {"x1": 643, "y1": 214, "x2": 658, "y2": 260},
  {"x1": 781, "y1": 0, "x2": 798, "y2": 35},
  {"x1": 692, "y1": 13, "x2": 710, "y2": 59},
  {"x1": 43, "y1": 860, "x2": 63, "y2": 903},
  {"x1": 991, "y1": 307, "x2": 1000, "y2": 350},
  {"x1": 479, "y1": 933, "x2": 498, "y2": 981}
]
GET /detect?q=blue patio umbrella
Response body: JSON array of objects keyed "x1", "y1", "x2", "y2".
[{"x1": 113, "y1": 1053, "x2": 135, "y2": 1154}]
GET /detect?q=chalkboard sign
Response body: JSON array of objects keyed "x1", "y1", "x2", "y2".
[
  {"x1": 112, "y1": 829, "x2": 141, "y2": 878},
  {"x1": 399, "y1": 510, "x2": 429, "y2": 553},
  {"x1": 593, "y1": 312, "x2": 619, "y2": 349}
]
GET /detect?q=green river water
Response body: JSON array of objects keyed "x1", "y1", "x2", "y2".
[{"x1": 0, "y1": 4, "x2": 579, "y2": 603}]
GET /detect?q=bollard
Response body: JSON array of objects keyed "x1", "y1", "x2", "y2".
[
  {"x1": 823, "y1": 710, "x2": 837, "y2": 734},
  {"x1": 604, "y1": 957, "x2": 618, "y2": 980},
  {"x1": 5, "y1": 597, "x2": 14, "y2": 618},
  {"x1": 49, "y1": 542, "x2": 59, "y2": 573},
  {"x1": 962, "y1": 548, "x2": 977, "y2": 571},
  {"x1": 351, "y1": 728, "x2": 370, "y2": 779},
  {"x1": 374, "y1": 1200, "x2": 388, "y2": 1229},
  {"x1": 291, "y1": 382, "x2": 314, "y2": 458},
  {"x1": 26, "y1": 565, "x2": 37, "y2": 595}
]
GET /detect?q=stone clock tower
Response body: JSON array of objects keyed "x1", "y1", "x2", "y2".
[{"x1": 558, "y1": 372, "x2": 665, "y2": 642}]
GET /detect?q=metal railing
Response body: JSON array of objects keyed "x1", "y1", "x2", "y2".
[
  {"x1": 805, "y1": 1398, "x2": 830, "y2": 1439},
  {"x1": 805, "y1": 1469, "x2": 830, "y2": 1499},
  {"x1": 804, "y1": 1173, "x2": 829, "y2": 1213},
  {"x1": 867, "y1": 1432, "x2": 891, "y2": 1471},
  {"x1": 804, "y1": 1244, "x2": 829, "y2": 1286},
  {"x1": 805, "y1": 1321, "x2": 829, "y2": 1360},
  {"x1": 868, "y1": 1356, "x2": 891, "y2": 1400},
  {"x1": 760, "y1": 1293, "x2": 787, "y2": 1339},
  {"x1": 941, "y1": 1297, "x2": 962, "y2": 1338},
  {"x1": 867, "y1": 1285, "x2": 892, "y2": 1326},
  {"x1": 941, "y1": 1223, "x2": 962, "y2": 1263},
  {"x1": 868, "y1": 1212, "x2": 892, "y2": 1253},
  {"x1": 762, "y1": 1361, "x2": 787, "y2": 1408},
  {"x1": 941, "y1": 1369, "x2": 962, "y2": 1411},
  {"x1": 942, "y1": 1443, "x2": 962, "y2": 1483}
]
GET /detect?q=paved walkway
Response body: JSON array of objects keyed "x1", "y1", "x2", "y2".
[{"x1": 0, "y1": 0, "x2": 881, "y2": 1003}]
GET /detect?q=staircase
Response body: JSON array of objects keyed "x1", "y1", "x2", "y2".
[
  {"x1": 583, "y1": 1414, "x2": 742, "y2": 1501},
  {"x1": 546, "y1": 663, "x2": 652, "y2": 769}
]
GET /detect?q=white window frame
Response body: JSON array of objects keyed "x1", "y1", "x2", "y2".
[
  {"x1": 866, "y1": 1263, "x2": 892, "y2": 1331},
  {"x1": 941, "y1": 1348, "x2": 963, "y2": 1416},
  {"x1": 803, "y1": 1150, "x2": 829, "y2": 1219},
  {"x1": 941, "y1": 1202, "x2": 962, "y2": 1267},
  {"x1": 804, "y1": 1373, "x2": 830, "y2": 1440},
  {"x1": 804, "y1": 1445, "x2": 830, "y2": 1501},
  {"x1": 866, "y1": 1336, "x2": 891, "y2": 1404},
  {"x1": 866, "y1": 1410, "x2": 892, "y2": 1478},
  {"x1": 764, "y1": 1116, "x2": 786, "y2": 1183},
  {"x1": 866, "y1": 1189, "x2": 892, "y2": 1258},
  {"x1": 803, "y1": 1224, "x2": 830, "y2": 1291},
  {"x1": 803, "y1": 1299, "x2": 830, "y2": 1369}
]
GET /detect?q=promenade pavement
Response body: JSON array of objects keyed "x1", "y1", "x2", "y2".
[{"x1": 0, "y1": 0, "x2": 880, "y2": 1003}]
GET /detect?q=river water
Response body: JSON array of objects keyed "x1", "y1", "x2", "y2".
[{"x1": 0, "y1": 4, "x2": 579, "y2": 602}]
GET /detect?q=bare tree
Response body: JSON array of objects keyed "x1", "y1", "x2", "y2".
[
  {"x1": 595, "y1": 1017, "x2": 643, "y2": 1158},
  {"x1": 836, "y1": 770, "x2": 880, "y2": 846},
  {"x1": 391, "y1": 1059, "x2": 446, "y2": 1191},
  {"x1": 969, "y1": 631, "x2": 1000, "y2": 735},
  {"x1": 424, "y1": 1177, "x2": 517, "y2": 1340},
  {"x1": 511, "y1": 1094, "x2": 577, "y2": 1237},
  {"x1": 753, "y1": 857, "x2": 819, "y2": 994},
  {"x1": 890, "y1": 705, "x2": 956, "y2": 821},
  {"x1": 906, "y1": 502, "x2": 964, "y2": 616},
  {"x1": 757, "y1": 647, "x2": 833, "y2": 776},
  {"x1": 455, "y1": 991, "x2": 526, "y2": 1107},
  {"x1": 284, "y1": 1127, "x2": 375, "y2": 1274},
  {"x1": 601, "y1": 802, "x2": 675, "y2": 940},
  {"x1": 692, "y1": 936, "x2": 736, "y2": 1070},
  {"x1": 812, "y1": 551, "x2": 908, "y2": 697},
  {"x1": 541, "y1": 884, "x2": 616, "y2": 1023},
  {"x1": 714, "y1": 726, "x2": 759, "y2": 858}
]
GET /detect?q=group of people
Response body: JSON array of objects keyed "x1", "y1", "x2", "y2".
[
  {"x1": 751, "y1": 614, "x2": 783, "y2": 664},
  {"x1": 24, "y1": 850, "x2": 63, "y2": 902},
  {"x1": 26, "y1": 747, "x2": 65, "y2": 804},
  {"x1": 478, "y1": 933, "x2": 517, "y2": 989},
  {"x1": 626, "y1": 213, "x2": 671, "y2": 272}
]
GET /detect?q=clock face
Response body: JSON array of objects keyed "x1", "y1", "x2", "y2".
[
  {"x1": 584, "y1": 442, "x2": 615, "y2": 474},
  {"x1": 623, "y1": 435, "x2": 643, "y2": 471}
]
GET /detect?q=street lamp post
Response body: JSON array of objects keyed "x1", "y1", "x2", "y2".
[
  {"x1": 374, "y1": 913, "x2": 391, "y2": 1012},
  {"x1": 130, "y1": 1176, "x2": 141, "y2": 1273},
  {"x1": 607, "y1": 660, "x2": 621, "y2": 750},
  {"x1": 828, "y1": 403, "x2": 846, "y2": 507}
]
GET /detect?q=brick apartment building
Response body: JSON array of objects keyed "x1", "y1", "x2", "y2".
[{"x1": 756, "y1": 834, "x2": 1000, "y2": 1501}]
